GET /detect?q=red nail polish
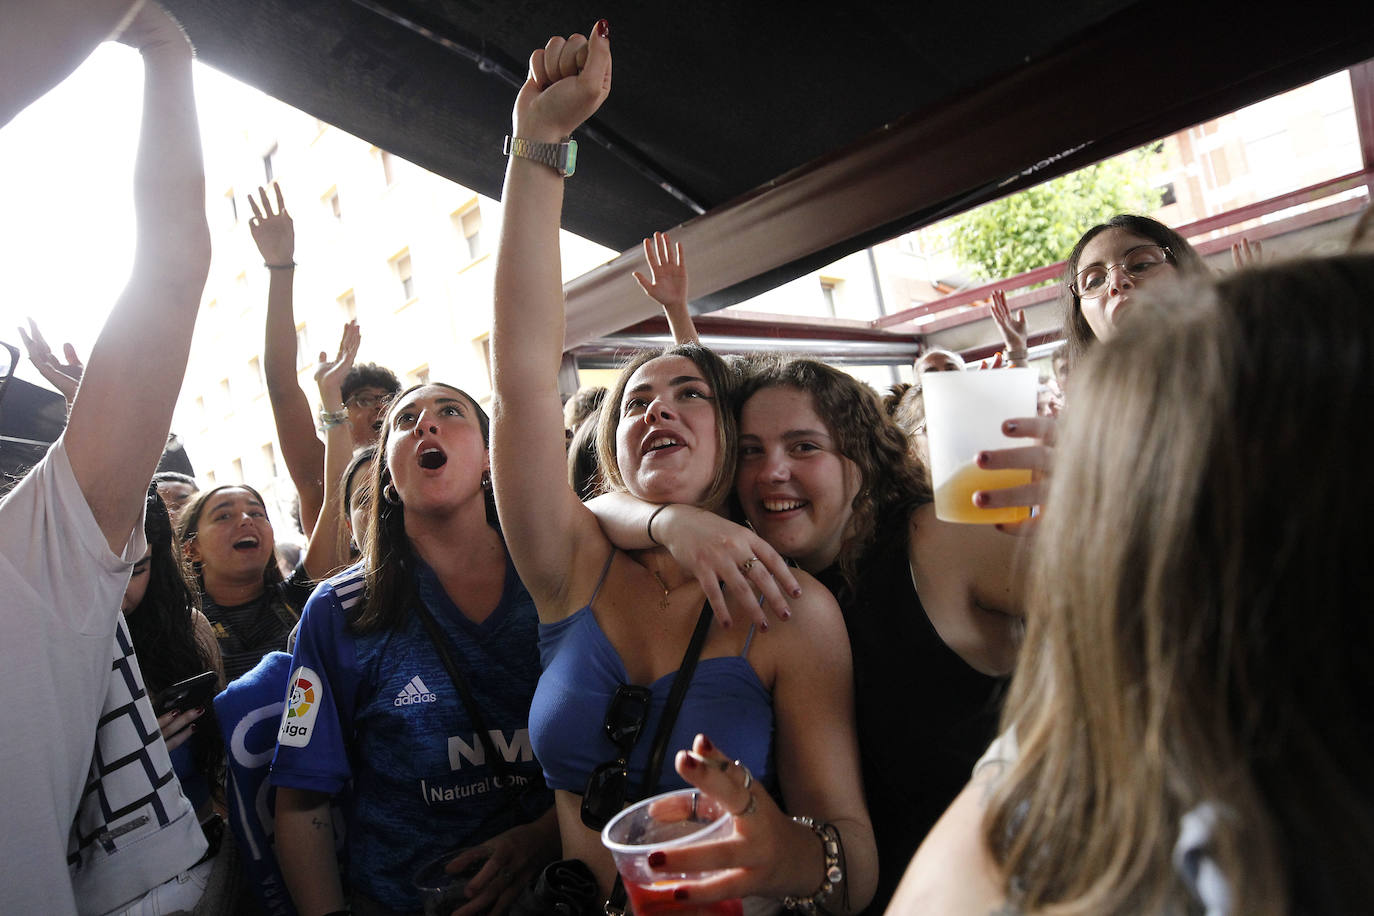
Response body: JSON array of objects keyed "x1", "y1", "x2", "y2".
[
  {"x1": 596, "y1": 19, "x2": 609, "y2": 38},
  {"x1": 1005, "y1": 420, "x2": 1018, "y2": 432},
  {"x1": 976, "y1": 452, "x2": 989, "y2": 466},
  {"x1": 699, "y1": 736, "x2": 714, "y2": 753},
  {"x1": 674, "y1": 888, "x2": 689, "y2": 901},
  {"x1": 974, "y1": 492, "x2": 988, "y2": 507},
  {"x1": 648, "y1": 851, "x2": 666, "y2": 867},
  {"x1": 682, "y1": 753, "x2": 699, "y2": 770},
  {"x1": 760, "y1": 620, "x2": 769, "y2": 632}
]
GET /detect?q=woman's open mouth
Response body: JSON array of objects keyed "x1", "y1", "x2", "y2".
[
  {"x1": 232, "y1": 535, "x2": 260, "y2": 552},
  {"x1": 418, "y1": 447, "x2": 448, "y2": 470}
]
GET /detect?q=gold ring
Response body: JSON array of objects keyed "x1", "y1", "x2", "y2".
[
  {"x1": 735, "y1": 760, "x2": 753, "y2": 791},
  {"x1": 739, "y1": 556, "x2": 759, "y2": 574}
]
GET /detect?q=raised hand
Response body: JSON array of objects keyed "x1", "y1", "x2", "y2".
[
  {"x1": 17, "y1": 318, "x2": 84, "y2": 404},
  {"x1": 634, "y1": 231, "x2": 688, "y2": 310},
  {"x1": 989, "y1": 290, "x2": 1027, "y2": 364},
  {"x1": 248, "y1": 182, "x2": 295, "y2": 266},
  {"x1": 513, "y1": 21, "x2": 611, "y2": 142},
  {"x1": 114, "y1": 1, "x2": 191, "y2": 57},
  {"x1": 633, "y1": 231, "x2": 699, "y2": 345},
  {"x1": 1231, "y1": 237, "x2": 1263, "y2": 270},
  {"x1": 314, "y1": 320, "x2": 360, "y2": 401}
]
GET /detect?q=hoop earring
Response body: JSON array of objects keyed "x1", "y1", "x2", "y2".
[{"x1": 383, "y1": 483, "x2": 402, "y2": 505}]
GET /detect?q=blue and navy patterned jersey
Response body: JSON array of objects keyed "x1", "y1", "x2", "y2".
[{"x1": 269, "y1": 557, "x2": 550, "y2": 911}]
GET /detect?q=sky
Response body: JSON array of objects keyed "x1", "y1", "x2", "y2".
[{"x1": 0, "y1": 44, "x2": 249, "y2": 388}]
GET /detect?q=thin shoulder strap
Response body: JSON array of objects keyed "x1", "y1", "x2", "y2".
[
  {"x1": 586, "y1": 548, "x2": 616, "y2": 606},
  {"x1": 739, "y1": 623, "x2": 758, "y2": 657}
]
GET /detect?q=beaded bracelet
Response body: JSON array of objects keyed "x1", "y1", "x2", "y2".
[
  {"x1": 318, "y1": 407, "x2": 349, "y2": 432},
  {"x1": 783, "y1": 817, "x2": 844, "y2": 913}
]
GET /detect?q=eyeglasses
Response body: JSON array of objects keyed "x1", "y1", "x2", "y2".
[
  {"x1": 1071, "y1": 244, "x2": 1172, "y2": 298},
  {"x1": 580, "y1": 683, "x2": 652, "y2": 830},
  {"x1": 346, "y1": 391, "x2": 393, "y2": 410}
]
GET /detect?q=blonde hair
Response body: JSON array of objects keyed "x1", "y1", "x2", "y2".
[{"x1": 988, "y1": 256, "x2": 1374, "y2": 914}]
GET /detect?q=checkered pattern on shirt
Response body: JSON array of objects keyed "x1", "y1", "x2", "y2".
[{"x1": 68, "y1": 620, "x2": 179, "y2": 864}]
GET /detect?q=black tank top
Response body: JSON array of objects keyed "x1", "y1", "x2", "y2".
[{"x1": 816, "y1": 514, "x2": 1005, "y2": 913}]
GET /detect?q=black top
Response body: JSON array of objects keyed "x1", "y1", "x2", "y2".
[
  {"x1": 202, "y1": 566, "x2": 313, "y2": 683},
  {"x1": 816, "y1": 516, "x2": 1005, "y2": 914}
]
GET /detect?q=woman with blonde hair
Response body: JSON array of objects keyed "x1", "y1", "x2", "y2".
[{"x1": 894, "y1": 255, "x2": 1374, "y2": 914}]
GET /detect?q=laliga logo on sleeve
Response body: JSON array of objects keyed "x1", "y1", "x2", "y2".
[{"x1": 278, "y1": 666, "x2": 321, "y2": 747}]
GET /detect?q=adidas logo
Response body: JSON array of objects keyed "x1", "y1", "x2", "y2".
[{"x1": 394, "y1": 675, "x2": 439, "y2": 706}]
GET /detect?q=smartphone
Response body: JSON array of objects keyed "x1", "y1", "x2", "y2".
[{"x1": 152, "y1": 670, "x2": 218, "y2": 715}]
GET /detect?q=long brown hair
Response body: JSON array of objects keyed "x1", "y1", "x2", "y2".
[
  {"x1": 988, "y1": 256, "x2": 1374, "y2": 913},
  {"x1": 351, "y1": 384, "x2": 496, "y2": 634},
  {"x1": 737, "y1": 358, "x2": 931, "y2": 582},
  {"x1": 177, "y1": 483, "x2": 284, "y2": 591},
  {"x1": 594, "y1": 343, "x2": 738, "y2": 512},
  {"x1": 1060, "y1": 214, "x2": 1206, "y2": 365}
]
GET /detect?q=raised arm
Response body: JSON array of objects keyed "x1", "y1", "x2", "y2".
[
  {"x1": 490, "y1": 23, "x2": 613, "y2": 609},
  {"x1": 63, "y1": 2, "x2": 210, "y2": 553},
  {"x1": 0, "y1": 0, "x2": 143, "y2": 127},
  {"x1": 301, "y1": 321, "x2": 360, "y2": 580},
  {"x1": 633, "y1": 230, "x2": 699, "y2": 345},
  {"x1": 249, "y1": 183, "x2": 326, "y2": 535},
  {"x1": 989, "y1": 290, "x2": 1028, "y2": 368}
]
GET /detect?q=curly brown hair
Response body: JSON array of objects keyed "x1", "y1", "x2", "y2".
[{"x1": 736, "y1": 358, "x2": 931, "y2": 582}]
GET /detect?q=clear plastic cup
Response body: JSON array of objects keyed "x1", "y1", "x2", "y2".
[
  {"x1": 921, "y1": 367, "x2": 1038, "y2": 524},
  {"x1": 413, "y1": 847, "x2": 488, "y2": 916},
  {"x1": 602, "y1": 788, "x2": 743, "y2": 915}
]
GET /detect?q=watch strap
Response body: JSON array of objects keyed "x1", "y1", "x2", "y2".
[{"x1": 503, "y1": 135, "x2": 577, "y2": 177}]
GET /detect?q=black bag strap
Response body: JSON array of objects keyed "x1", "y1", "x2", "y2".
[
  {"x1": 607, "y1": 600, "x2": 715, "y2": 914},
  {"x1": 413, "y1": 596, "x2": 510, "y2": 779}
]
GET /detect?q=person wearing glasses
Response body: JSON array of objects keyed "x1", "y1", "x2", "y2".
[
  {"x1": 971, "y1": 215, "x2": 1207, "y2": 529},
  {"x1": 491, "y1": 23, "x2": 877, "y2": 914},
  {"x1": 247, "y1": 182, "x2": 401, "y2": 538}
]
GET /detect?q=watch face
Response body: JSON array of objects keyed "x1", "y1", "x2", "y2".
[{"x1": 563, "y1": 140, "x2": 578, "y2": 177}]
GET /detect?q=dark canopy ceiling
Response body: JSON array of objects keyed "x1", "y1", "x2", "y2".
[{"x1": 162, "y1": 0, "x2": 1374, "y2": 334}]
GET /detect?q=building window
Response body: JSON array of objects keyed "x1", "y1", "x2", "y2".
[
  {"x1": 820, "y1": 279, "x2": 840, "y2": 317},
  {"x1": 381, "y1": 150, "x2": 396, "y2": 186},
  {"x1": 338, "y1": 291, "x2": 357, "y2": 321},
  {"x1": 1157, "y1": 182, "x2": 1178, "y2": 207},
  {"x1": 248, "y1": 356, "x2": 264, "y2": 395},
  {"x1": 204, "y1": 469, "x2": 217, "y2": 486},
  {"x1": 325, "y1": 189, "x2": 342, "y2": 221},
  {"x1": 225, "y1": 189, "x2": 238, "y2": 225},
  {"x1": 409, "y1": 364, "x2": 431, "y2": 387},
  {"x1": 263, "y1": 143, "x2": 278, "y2": 183},
  {"x1": 231, "y1": 458, "x2": 244, "y2": 483},
  {"x1": 392, "y1": 252, "x2": 415, "y2": 302},
  {"x1": 454, "y1": 206, "x2": 483, "y2": 261},
  {"x1": 219, "y1": 377, "x2": 232, "y2": 410},
  {"x1": 194, "y1": 395, "x2": 207, "y2": 426},
  {"x1": 261, "y1": 443, "x2": 279, "y2": 479}
]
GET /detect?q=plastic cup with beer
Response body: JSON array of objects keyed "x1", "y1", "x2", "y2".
[
  {"x1": 602, "y1": 787, "x2": 743, "y2": 916},
  {"x1": 921, "y1": 367, "x2": 1038, "y2": 524}
]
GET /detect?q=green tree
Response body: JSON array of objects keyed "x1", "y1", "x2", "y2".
[{"x1": 947, "y1": 146, "x2": 1164, "y2": 281}]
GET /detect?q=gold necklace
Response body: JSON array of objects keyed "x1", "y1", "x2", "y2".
[{"x1": 651, "y1": 569, "x2": 671, "y2": 610}]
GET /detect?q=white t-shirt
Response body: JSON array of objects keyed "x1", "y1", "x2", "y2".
[{"x1": 0, "y1": 438, "x2": 147, "y2": 915}]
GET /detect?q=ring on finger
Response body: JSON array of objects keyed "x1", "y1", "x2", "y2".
[
  {"x1": 733, "y1": 793, "x2": 758, "y2": 817},
  {"x1": 739, "y1": 556, "x2": 759, "y2": 574},
  {"x1": 734, "y1": 760, "x2": 753, "y2": 791}
]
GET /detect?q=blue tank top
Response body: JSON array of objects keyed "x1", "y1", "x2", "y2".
[{"x1": 530, "y1": 552, "x2": 775, "y2": 796}]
